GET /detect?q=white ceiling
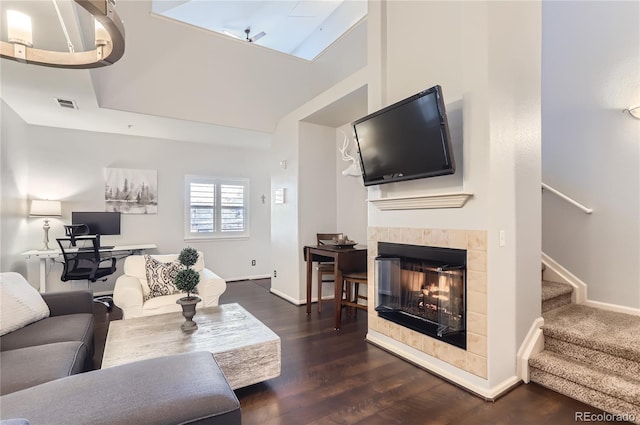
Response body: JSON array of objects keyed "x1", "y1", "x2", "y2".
[
  {"x1": 154, "y1": 0, "x2": 366, "y2": 60},
  {"x1": 0, "y1": 0, "x2": 367, "y2": 149}
]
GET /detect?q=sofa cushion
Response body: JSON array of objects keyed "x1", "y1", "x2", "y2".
[
  {"x1": 0, "y1": 352, "x2": 241, "y2": 425},
  {"x1": 0, "y1": 342, "x2": 88, "y2": 396},
  {"x1": 0, "y1": 273, "x2": 50, "y2": 337},
  {"x1": 0, "y1": 314, "x2": 93, "y2": 355}
]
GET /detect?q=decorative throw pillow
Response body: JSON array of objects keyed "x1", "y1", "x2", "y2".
[
  {"x1": 144, "y1": 256, "x2": 183, "y2": 301},
  {"x1": 0, "y1": 272, "x2": 50, "y2": 336}
]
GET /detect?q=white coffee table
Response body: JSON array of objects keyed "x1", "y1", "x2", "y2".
[{"x1": 101, "y1": 303, "x2": 281, "y2": 389}]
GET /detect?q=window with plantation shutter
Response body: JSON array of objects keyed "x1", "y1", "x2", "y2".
[{"x1": 185, "y1": 176, "x2": 249, "y2": 239}]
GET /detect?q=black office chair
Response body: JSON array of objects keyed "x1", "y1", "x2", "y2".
[{"x1": 56, "y1": 236, "x2": 117, "y2": 309}]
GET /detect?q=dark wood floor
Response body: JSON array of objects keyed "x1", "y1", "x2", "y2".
[{"x1": 92, "y1": 279, "x2": 627, "y2": 425}]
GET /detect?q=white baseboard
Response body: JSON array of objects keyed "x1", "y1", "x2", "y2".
[
  {"x1": 226, "y1": 274, "x2": 272, "y2": 282},
  {"x1": 269, "y1": 288, "x2": 302, "y2": 305},
  {"x1": 269, "y1": 287, "x2": 335, "y2": 306},
  {"x1": 366, "y1": 331, "x2": 521, "y2": 400},
  {"x1": 583, "y1": 299, "x2": 640, "y2": 316},
  {"x1": 516, "y1": 317, "x2": 545, "y2": 383}
]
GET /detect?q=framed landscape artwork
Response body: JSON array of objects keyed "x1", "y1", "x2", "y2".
[{"x1": 105, "y1": 168, "x2": 158, "y2": 214}]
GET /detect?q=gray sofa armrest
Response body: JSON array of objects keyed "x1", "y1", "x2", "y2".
[
  {"x1": 41, "y1": 290, "x2": 93, "y2": 316},
  {"x1": 0, "y1": 351, "x2": 241, "y2": 425}
]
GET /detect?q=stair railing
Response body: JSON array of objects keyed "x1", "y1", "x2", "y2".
[{"x1": 541, "y1": 183, "x2": 593, "y2": 214}]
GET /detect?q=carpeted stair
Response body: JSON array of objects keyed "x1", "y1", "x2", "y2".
[
  {"x1": 529, "y1": 303, "x2": 640, "y2": 423},
  {"x1": 541, "y1": 280, "x2": 573, "y2": 313}
]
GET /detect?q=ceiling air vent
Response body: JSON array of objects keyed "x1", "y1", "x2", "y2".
[{"x1": 54, "y1": 98, "x2": 78, "y2": 109}]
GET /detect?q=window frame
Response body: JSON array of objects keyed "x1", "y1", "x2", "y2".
[{"x1": 184, "y1": 175, "x2": 250, "y2": 240}]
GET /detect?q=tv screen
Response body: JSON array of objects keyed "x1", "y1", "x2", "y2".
[
  {"x1": 72, "y1": 211, "x2": 121, "y2": 235},
  {"x1": 352, "y1": 85, "x2": 455, "y2": 186}
]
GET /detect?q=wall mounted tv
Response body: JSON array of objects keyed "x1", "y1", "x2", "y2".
[
  {"x1": 352, "y1": 85, "x2": 455, "y2": 186},
  {"x1": 71, "y1": 211, "x2": 121, "y2": 235}
]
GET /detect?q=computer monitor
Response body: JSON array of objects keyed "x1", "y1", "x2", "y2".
[{"x1": 71, "y1": 211, "x2": 121, "y2": 235}]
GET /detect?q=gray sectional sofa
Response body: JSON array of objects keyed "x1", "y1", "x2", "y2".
[
  {"x1": 0, "y1": 351, "x2": 242, "y2": 425},
  {"x1": 0, "y1": 290, "x2": 95, "y2": 395},
  {"x1": 0, "y1": 288, "x2": 241, "y2": 424}
]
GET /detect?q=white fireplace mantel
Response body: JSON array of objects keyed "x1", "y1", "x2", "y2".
[{"x1": 368, "y1": 192, "x2": 474, "y2": 210}]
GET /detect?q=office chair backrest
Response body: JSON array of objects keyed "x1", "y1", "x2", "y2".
[
  {"x1": 57, "y1": 236, "x2": 113, "y2": 282},
  {"x1": 63, "y1": 224, "x2": 90, "y2": 247}
]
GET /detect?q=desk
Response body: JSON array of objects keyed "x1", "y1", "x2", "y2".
[
  {"x1": 22, "y1": 244, "x2": 157, "y2": 293},
  {"x1": 304, "y1": 245, "x2": 367, "y2": 330}
]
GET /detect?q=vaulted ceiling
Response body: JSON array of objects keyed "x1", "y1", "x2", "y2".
[{"x1": 0, "y1": 0, "x2": 367, "y2": 148}]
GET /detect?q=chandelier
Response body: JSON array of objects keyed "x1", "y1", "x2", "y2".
[{"x1": 0, "y1": 0, "x2": 125, "y2": 69}]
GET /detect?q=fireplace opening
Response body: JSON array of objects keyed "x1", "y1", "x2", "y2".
[{"x1": 375, "y1": 242, "x2": 466, "y2": 349}]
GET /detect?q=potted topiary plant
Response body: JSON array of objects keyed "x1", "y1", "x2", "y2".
[{"x1": 174, "y1": 247, "x2": 201, "y2": 331}]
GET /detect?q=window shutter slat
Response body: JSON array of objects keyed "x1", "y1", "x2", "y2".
[{"x1": 185, "y1": 177, "x2": 248, "y2": 237}]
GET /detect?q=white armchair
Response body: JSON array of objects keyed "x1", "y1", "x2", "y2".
[{"x1": 113, "y1": 253, "x2": 226, "y2": 319}]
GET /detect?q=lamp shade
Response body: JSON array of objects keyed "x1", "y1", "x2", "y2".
[
  {"x1": 29, "y1": 200, "x2": 62, "y2": 217},
  {"x1": 7, "y1": 10, "x2": 33, "y2": 47}
]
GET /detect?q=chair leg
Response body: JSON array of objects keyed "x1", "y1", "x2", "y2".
[
  {"x1": 317, "y1": 271, "x2": 322, "y2": 313},
  {"x1": 343, "y1": 281, "x2": 353, "y2": 317},
  {"x1": 353, "y1": 283, "x2": 359, "y2": 318}
]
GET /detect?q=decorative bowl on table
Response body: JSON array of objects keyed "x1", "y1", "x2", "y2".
[{"x1": 333, "y1": 238, "x2": 357, "y2": 248}]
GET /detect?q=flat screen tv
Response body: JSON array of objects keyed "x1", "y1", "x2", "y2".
[
  {"x1": 352, "y1": 85, "x2": 455, "y2": 186},
  {"x1": 72, "y1": 211, "x2": 121, "y2": 235}
]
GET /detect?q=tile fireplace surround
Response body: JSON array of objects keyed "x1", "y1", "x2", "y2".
[{"x1": 367, "y1": 227, "x2": 488, "y2": 379}]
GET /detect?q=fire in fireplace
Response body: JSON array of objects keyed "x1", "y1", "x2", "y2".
[{"x1": 376, "y1": 242, "x2": 467, "y2": 349}]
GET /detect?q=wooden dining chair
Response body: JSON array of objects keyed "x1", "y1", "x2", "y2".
[
  {"x1": 316, "y1": 233, "x2": 343, "y2": 313},
  {"x1": 341, "y1": 271, "x2": 368, "y2": 317}
]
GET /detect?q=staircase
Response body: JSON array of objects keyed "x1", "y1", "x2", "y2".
[{"x1": 529, "y1": 281, "x2": 640, "y2": 423}]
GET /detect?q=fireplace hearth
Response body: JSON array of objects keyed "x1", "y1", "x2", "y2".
[{"x1": 375, "y1": 242, "x2": 467, "y2": 349}]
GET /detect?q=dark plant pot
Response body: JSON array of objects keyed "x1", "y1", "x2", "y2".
[{"x1": 176, "y1": 296, "x2": 201, "y2": 332}]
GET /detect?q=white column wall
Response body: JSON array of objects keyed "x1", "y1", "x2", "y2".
[
  {"x1": 270, "y1": 69, "x2": 369, "y2": 304},
  {"x1": 366, "y1": 0, "x2": 541, "y2": 393},
  {"x1": 0, "y1": 101, "x2": 31, "y2": 277},
  {"x1": 336, "y1": 123, "x2": 368, "y2": 246}
]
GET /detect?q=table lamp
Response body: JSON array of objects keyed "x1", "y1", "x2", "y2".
[{"x1": 30, "y1": 200, "x2": 62, "y2": 250}]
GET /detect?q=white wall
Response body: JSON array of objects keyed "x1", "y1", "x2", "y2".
[
  {"x1": 299, "y1": 123, "x2": 338, "y2": 300},
  {"x1": 366, "y1": 0, "x2": 541, "y2": 392},
  {"x1": 0, "y1": 101, "x2": 31, "y2": 277},
  {"x1": 270, "y1": 69, "x2": 369, "y2": 303},
  {"x1": 542, "y1": 1, "x2": 640, "y2": 309},
  {"x1": 2, "y1": 114, "x2": 271, "y2": 292},
  {"x1": 270, "y1": 114, "x2": 302, "y2": 302},
  {"x1": 335, "y1": 123, "x2": 368, "y2": 246}
]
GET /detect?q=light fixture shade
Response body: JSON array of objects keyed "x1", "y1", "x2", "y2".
[
  {"x1": 95, "y1": 20, "x2": 108, "y2": 46},
  {"x1": 29, "y1": 200, "x2": 62, "y2": 217},
  {"x1": 1, "y1": 0, "x2": 125, "y2": 69},
  {"x1": 7, "y1": 10, "x2": 33, "y2": 47}
]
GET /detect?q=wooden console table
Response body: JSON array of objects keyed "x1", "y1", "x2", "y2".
[{"x1": 304, "y1": 245, "x2": 367, "y2": 330}]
